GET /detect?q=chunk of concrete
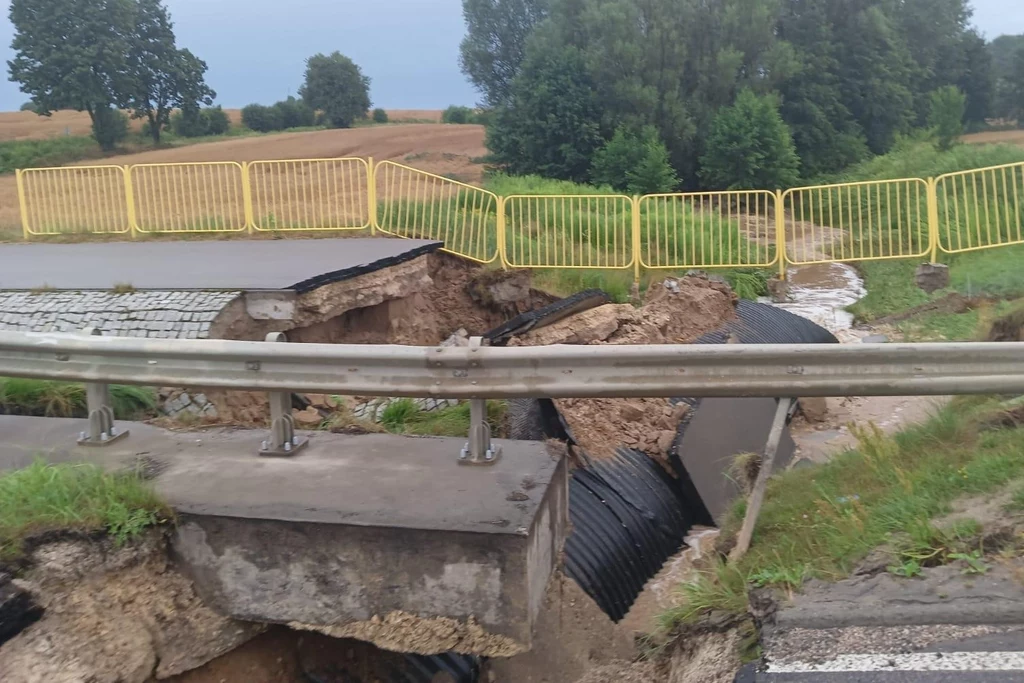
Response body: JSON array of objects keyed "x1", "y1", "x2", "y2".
[{"x1": 915, "y1": 262, "x2": 950, "y2": 294}]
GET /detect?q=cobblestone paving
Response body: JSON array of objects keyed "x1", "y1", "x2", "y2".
[{"x1": 0, "y1": 290, "x2": 241, "y2": 339}]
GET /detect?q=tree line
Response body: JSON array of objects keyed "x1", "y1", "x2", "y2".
[{"x1": 460, "y1": 0, "x2": 1022, "y2": 192}]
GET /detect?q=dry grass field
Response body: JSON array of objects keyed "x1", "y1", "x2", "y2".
[
  {"x1": 0, "y1": 109, "x2": 443, "y2": 142},
  {"x1": 962, "y1": 129, "x2": 1024, "y2": 147},
  {"x1": 2, "y1": 120, "x2": 487, "y2": 235}
]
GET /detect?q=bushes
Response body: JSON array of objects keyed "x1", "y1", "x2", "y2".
[
  {"x1": 442, "y1": 105, "x2": 476, "y2": 124},
  {"x1": 700, "y1": 90, "x2": 800, "y2": 190},
  {"x1": 590, "y1": 125, "x2": 679, "y2": 194},
  {"x1": 928, "y1": 86, "x2": 966, "y2": 152},
  {"x1": 372, "y1": 107, "x2": 389, "y2": 123},
  {"x1": 241, "y1": 98, "x2": 316, "y2": 133},
  {"x1": 170, "y1": 105, "x2": 231, "y2": 138},
  {"x1": 90, "y1": 107, "x2": 129, "y2": 151},
  {"x1": 19, "y1": 101, "x2": 37, "y2": 113}
]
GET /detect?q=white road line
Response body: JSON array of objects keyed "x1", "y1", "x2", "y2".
[{"x1": 768, "y1": 652, "x2": 1024, "y2": 673}]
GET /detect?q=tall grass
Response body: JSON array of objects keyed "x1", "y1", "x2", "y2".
[
  {"x1": 379, "y1": 399, "x2": 506, "y2": 437},
  {"x1": 0, "y1": 460, "x2": 170, "y2": 561},
  {"x1": 0, "y1": 378, "x2": 156, "y2": 419}
]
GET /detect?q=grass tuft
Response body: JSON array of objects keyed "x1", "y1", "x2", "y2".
[
  {"x1": 0, "y1": 460, "x2": 170, "y2": 561},
  {"x1": 0, "y1": 377, "x2": 156, "y2": 419}
]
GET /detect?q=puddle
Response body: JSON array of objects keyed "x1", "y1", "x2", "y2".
[{"x1": 762, "y1": 262, "x2": 867, "y2": 342}]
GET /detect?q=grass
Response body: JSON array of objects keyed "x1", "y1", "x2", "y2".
[
  {"x1": 661, "y1": 397, "x2": 1024, "y2": 630},
  {"x1": 0, "y1": 378, "x2": 156, "y2": 419},
  {"x1": 0, "y1": 460, "x2": 170, "y2": 561},
  {"x1": 379, "y1": 399, "x2": 506, "y2": 438}
]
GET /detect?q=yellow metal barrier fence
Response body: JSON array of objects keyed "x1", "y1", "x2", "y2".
[
  {"x1": 782, "y1": 178, "x2": 931, "y2": 266},
  {"x1": 17, "y1": 166, "x2": 131, "y2": 236},
  {"x1": 935, "y1": 162, "x2": 1024, "y2": 254},
  {"x1": 375, "y1": 161, "x2": 499, "y2": 263},
  {"x1": 129, "y1": 162, "x2": 247, "y2": 233},
  {"x1": 638, "y1": 191, "x2": 779, "y2": 274},
  {"x1": 248, "y1": 158, "x2": 371, "y2": 231},
  {"x1": 502, "y1": 194, "x2": 635, "y2": 270}
]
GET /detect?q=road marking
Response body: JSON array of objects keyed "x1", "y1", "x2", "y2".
[{"x1": 768, "y1": 652, "x2": 1024, "y2": 673}]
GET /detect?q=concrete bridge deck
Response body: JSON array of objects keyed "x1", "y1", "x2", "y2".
[{"x1": 0, "y1": 415, "x2": 566, "y2": 656}]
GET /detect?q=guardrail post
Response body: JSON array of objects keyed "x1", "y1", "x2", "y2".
[
  {"x1": 459, "y1": 337, "x2": 501, "y2": 466},
  {"x1": 259, "y1": 332, "x2": 309, "y2": 457},
  {"x1": 729, "y1": 397, "x2": 794, "y2": 561},
  {"x1": 775, "y1": 189, "x2": 786, "y2": 281},
  {"x1": 927, "y1": 177, "x2": 940, "y2": 263},
  {"x1": 76, "y1": 327, "x2": 130, "y2": 447}
]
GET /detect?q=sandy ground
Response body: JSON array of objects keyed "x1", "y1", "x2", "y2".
[{"x1": 0, "y1": 109, "x2": 444, "y2": 141}]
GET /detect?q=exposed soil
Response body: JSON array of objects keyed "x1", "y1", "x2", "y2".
[
  {"x1": 962, "y1": 128, "x2": 1024, "y2": 147},
  {"x1": 511, "y1": 276, "x2": 738, "y2": 464},
  {"x1": 165, "y1": 628, "x2": 302, "y2": 683}
]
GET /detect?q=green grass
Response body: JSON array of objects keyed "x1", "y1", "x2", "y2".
[
  {"x1": 824, "y1": 137, "x2": 1024, "y2": 185},
  {"x1": 662, "y1": 397, "x2": 1024, "y2": 630},
  {"x1": 0, "y1": 378, "x2": 156, "y2": 419},
  {"x1": 0, "y1": 460, "x2": 170, "y2": 561},
  {"x1": 379, "y1": 399, "x2": 506, "y2": 437}
]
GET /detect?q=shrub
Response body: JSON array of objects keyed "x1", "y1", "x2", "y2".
[
  {"x1": 273, "y1": 96, "x2": 316, "y2": 129},
  {"x1": 590, "y1": 125, "x2": 679, "y2": 195},
  {"x1": 372, "y1": 107, "x2": 389, "y2": 124},
  {"x1": 19, "y1": 101, "x2": 37, "y2": 113},
  {"x1": 203, "y1": 106, "x2": 231, "y2": 135},
  {"x1": 442, "y1": 105, "x2": 476, "y2": 124},
  {"x1": 700, "y1": 89, "x2": 800, "y2": 190},
  {"x1": 928, "y1": 86, "x2": 967, "y2": 152},
  {"x1": 170, "y1": 105, "x2": 232, "y2": 138},
  {"x1": 91, "y1": 107, "x2": 129, "y2": 151},
  {"x1": 241, "y1": 103, "x2": 283, "y2": 133}
]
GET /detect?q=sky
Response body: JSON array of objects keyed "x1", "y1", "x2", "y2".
[{"x1": 0, "y1": 0, "x2": 1022, "y2": 112}]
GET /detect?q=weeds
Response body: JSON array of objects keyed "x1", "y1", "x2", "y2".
[
  {"x1": 0, "y1": 460, "x2": 170, "y2": 561},
  {"x1": 111, "y1": 282, "x2": 136, "y2": 294},
  {"x1": 378, "y1": 400, "x2": 507, "y2": 438},
  {"x1": 0, "y1": 377, "x2": 156, "y2": 419}
]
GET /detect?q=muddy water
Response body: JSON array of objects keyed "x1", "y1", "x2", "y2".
[{"x1": 763, "y1": 262, "x2": 867, "y2": 341}]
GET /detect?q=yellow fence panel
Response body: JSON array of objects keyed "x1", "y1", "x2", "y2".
[
  {"x1": 503, "y1": 195, "x2": 635, "y2": 269},
  {"x1": 782, "y1": 178, "x2": 931, "y2": 265},
  {"x1": 129, "y1": 162, "x2": 247, "y2": 233},
  {"x1": 638, "y1": 191, "x2": 778, "y2": 270},
  {"x1": 935, "y1": 162, "x2": 1024, "y2": 254},
  {"x1": 248, "y1": 158, "x2": 370, "y2": 231},
  {"x1": 375, "y1": 161, "x2": 499, "y2": 263},
  {"x1": 18, "y1": 166, "x2": 130, "y2": 235}
]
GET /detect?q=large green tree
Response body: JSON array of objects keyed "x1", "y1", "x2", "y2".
[
  {"x1": 125, "y1": 0, "x2": 214, "y2": 144},
  {"x1": 8, "y1": 0, "x2": 135, "y2": 149},
  {"x1": 486, "y1": 38, "x2": 602, "y2": 182},
  {"x1": 991, "y1": 35, "x2": 1024, "y2": 119},
  {"x1": 300, "y1": 52, "x2": 371, "y2": 129},
  {"x1": 459, "y1": 0, "x2": 550, "y2": 106},
  {"x1": 699, "y1": 89, "x2": 800, "y2": 190}
]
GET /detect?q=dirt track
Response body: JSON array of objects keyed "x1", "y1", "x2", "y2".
[{"x1": 962, "y1": 129, "x2": 1024, "y2": 147}]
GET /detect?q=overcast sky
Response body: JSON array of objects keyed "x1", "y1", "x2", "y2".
[{"x1": 0, "y1": 0, "x2": 1021, "y2": 112}]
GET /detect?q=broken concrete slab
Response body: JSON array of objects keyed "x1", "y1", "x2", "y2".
[{"x1": 0, "y1": 416, "x2": 567, "y2": 656}]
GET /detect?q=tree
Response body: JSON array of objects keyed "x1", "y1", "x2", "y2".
[
  {"x1": 300, "y1": 52, "x2": 371, "y2": 129},
  {"x1": 591, "y1": 126, "x2": 678, "y2": 194},
  {"x1": 91, "y1": 106, "x2": 129, "y2": 149},
  {"x1": 273, "y1": 96, "x2": 316, "y2": 129},
  {"x1": 1009, "y1": 48, "x2": 1024, "y2": 122},
  {"x1": 700, "y1": 89, "x2": 800, "y2": 190},
  {"x1": 958, "y1": 30, "x2": 993, "y2": 126},
  {"x1": 459, "y1": 0, "x2": 549, "y2": 106},
  {"x1": 372, "y1": 108, "x2": 389, "y2": 123},
  {"x1": 8, "y1": 0, "x2": 135, "y2": 150},
  {"x1": 992, "y1": 36, "x2": 1024, "y2": 119},
  {"x1": 928, "y1": 86, "x2": 966, "y2": 151},
  {"x1": 486, "y1": 40, "x2": 602, "y2": 182},
  {"x1": 124, "y1": 0, "x2": 214, "y2": 144}
]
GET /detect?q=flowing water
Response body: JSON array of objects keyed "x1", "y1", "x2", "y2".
[{"x1": 763, "y1": 262, "x2": 868, "y2": 342}]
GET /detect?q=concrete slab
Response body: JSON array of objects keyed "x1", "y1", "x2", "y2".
[
  {"x1": 0, "y1": 415, "x2": 567, "y2": 654},
  {"x1": 0, "y1": 238, "x2": 439, "y2": 292}
]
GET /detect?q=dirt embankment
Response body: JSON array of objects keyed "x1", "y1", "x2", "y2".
[{"x1": 513, "y1": 276, "x2": 739, "y2": 465}]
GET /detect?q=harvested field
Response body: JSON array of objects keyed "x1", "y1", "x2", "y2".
[
  {"x1": 962, "y1": 129, "x2": 1024, "y2": 147},
  {"x1": 0, "y1": 109, "x2": 445, "y2": 141},
  {"x1": 0, "y1": 122, "x2": 486, "y2": 233}
]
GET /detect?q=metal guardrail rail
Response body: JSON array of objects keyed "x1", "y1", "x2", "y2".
[{"x1": 4, "y1": 329, "x2": 1023, "y2": 556}]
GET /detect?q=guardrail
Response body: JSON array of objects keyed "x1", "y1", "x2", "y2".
[
  {"x1": 4, "y1": 329, "x2": 1023, "y2": 556},
  {"x1": 14, "y1": 159, "x2": 1024, "y2": 279}
]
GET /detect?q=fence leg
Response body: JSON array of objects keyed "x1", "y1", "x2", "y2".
[
  {"x1": 77, "y1": 327, "x2": 130, "y2": 447},
  {"x1": 459, "y1": 337, "x2": 501, "y2": 466},
  {"x1": 775, "y1": 189, "x2": 787, "y2": 281},
  {"x1": 368, "y1": 157, "x2": 377, "y2": 235},
  {"x1": 632, "y1": 195, "x2": 642, "y2": 284},
  {"x1": 259, "y1": 332, "x2": 309, "y2": 457},
  {"x1": 927, "y1": 177, "x2": 940, "y2": 263},
  {"x1": 16, "y1": 169, "x2": 30, "y2": 241},
  {"x1": 729, "y1": 397, "x2": 794, "y2": 561}
]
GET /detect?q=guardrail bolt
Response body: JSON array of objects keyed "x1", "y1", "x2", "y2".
[{"x1": 76, "y1": 327, "x2": 130, "y2": 448}]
